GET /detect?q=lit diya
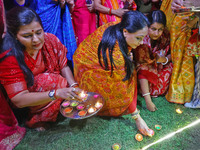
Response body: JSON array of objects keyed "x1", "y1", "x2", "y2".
[
  {"x1": 78, "y1": 110, "x2": 87, "y2": 117},
  {"x1": 88, "y1": 107, "x2": 97, "y2": 113},
  {"x1": 135, "y1": 133, "x2": 143, "y2": 142},
  {"x1": 176, "y1": 108, "x2": 183, "y2": 114},
  {"x1": 79, "y1": 91, "x2": 88, "y2": 101},
  {"x1": 155, "y1": 125, "x2": 162, "y2": 131},
  {"x1": 70, "y1": 101, "x2": 79, "y2": 107},
  {"x1": 112, "y1": 143, "x2": 121, "y2": 150},
  {"x1": 62, "y1": 101, "x2": 70, "y2": 107},
  {"x1": 95, "y1": 101, "x2": 103, "y2": 109},
  {"x1": 76, "y1": 104, "x2": 85, "y2": 110},
  {"x1": 64, "y1": 107, "x2": 73, "y2": 114}
]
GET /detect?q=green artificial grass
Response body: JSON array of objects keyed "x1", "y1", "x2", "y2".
[{"x1": 15, "y1": 96, "x2": 200, "y2": 150}]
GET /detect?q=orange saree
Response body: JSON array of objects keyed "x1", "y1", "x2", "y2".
[{"x1": 73, "y1": 22, "x2": 137, "y2": 116}]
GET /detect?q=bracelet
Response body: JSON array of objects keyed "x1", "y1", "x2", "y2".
[
  {"x1": 109, "y1": 8, "x2": 112, "y2": 15},
  {"x1": 162, "y1": 57, "x2": 168, "y2": 65},
  {"x1": 131, "y1": 109, "x2": 140, "y2": 120},
  {"x1": 142, "y1": 93, "x2": 150, "y2": 97},
  {"x1": 70, "y1": 82, "x2": 79, "y2": 87}
]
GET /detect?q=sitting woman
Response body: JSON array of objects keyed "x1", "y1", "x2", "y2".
[
  {"x1": 0, "y1": 6, "x2": 81, "y2": 130},
  {"x1": 134, "y1": 10, "x2": 173, "y2": 111},
  {"x1": 73, "y1": 11, "x2": 151, "y2": 136}
]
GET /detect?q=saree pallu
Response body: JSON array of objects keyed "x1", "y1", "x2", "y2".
[
  {"x1": 98, "y1": 0, "x2": 137, "y2": 26},
  {"x1": 72, "y1": 0, "x2": 96, "y2": 45},
  {"x1": 161, "y1": 1, "x2": 195, "y2": 104},
  {"x1": 27, "y1": 0, "x2": 77, "y2": 61},
  {"x1": 73, "y1": 22, "x2": 137, "y2": 116},
  {"x1": 135, "y1": 31, "x2": 173, "y2": 96}
]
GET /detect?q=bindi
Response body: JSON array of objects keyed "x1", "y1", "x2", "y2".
[{"x1": 32, "y1": 30, "x2": 34, "y2": 32}]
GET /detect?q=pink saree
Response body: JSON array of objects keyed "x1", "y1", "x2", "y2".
[{"x1": 72, "y1": 0, "x2": 96, "y2": 45}]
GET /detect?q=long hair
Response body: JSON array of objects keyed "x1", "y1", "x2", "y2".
[
  {"x1": 147, "y1": 10, "x2": 166, "y2": 27},
  {"x1": 0, "y1": 6, "x2": 43, "y2": 87},
  {"x1": 98, "y1": 11, "x2": 149, "y2": 81}
]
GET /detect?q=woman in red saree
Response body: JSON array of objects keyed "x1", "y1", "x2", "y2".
[
  {"x1": 0, "y1": 2, "x2": 26, "y2": 149},
  {"x1": 134, "y1": 10, "x2": 173, "y2": 111},
  {"x1": 74, "y1": 11, "x2": 152, "y2": 136},
  {"x1": 0, "y1": 7, "x2": 81, "y2": 130}
]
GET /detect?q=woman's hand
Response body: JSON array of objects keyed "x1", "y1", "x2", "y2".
[
  {"x1": 56, "y1": 87, "x2": 83, "y2": 101},
  {"x1": 171, "y1": 0, "x2": 183, "y2": 12},
  {"x1": 135, "y1": 115, "x2": 152, "y2": 136},
  {"x1": 112, "y1": 8, "x2": 129, "y2": 17},
  {"x1": 86, "y1": 1, "x2": 95, "y2": 12},
  {"x1": 156, "y1": 50, "x2": 167, "y2": 63}
]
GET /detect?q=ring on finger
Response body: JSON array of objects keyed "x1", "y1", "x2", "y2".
[
  {"x1": 71, "y1": 96, "x2": 75, "y2": 99},
  {"x1": 72, "y1": 88, "x2": 76, "y2": 92}
]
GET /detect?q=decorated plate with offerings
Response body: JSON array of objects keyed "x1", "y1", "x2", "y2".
[{"x1": 60, "y1": 91, "x2": 104, "y2": 119}]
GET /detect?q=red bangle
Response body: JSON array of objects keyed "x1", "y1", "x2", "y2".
[{"x1": 109, "y1": 8, "x2": 112, "y2": 15}]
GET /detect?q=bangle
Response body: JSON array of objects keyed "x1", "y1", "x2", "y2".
[
  {"x1": 162, "y1": 57, "x2": 168, "y2": 65},
  {"x1": 109, "y1": 8, "x2": 112, "y2": 15},
  {"x1": 131, "y1": 109, "x2": 140, "y2": 120},
  {"x1": 70, "y1": 82, "x2": 78, "y2": 87},
  {"x1": 142, "y1": 93, "x2": 150, "y2": 97}
]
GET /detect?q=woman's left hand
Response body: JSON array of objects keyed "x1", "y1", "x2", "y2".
[
  {"x1": 86, "y1": 1, "x2": 95, "y2": 12},
  {"x1": 135, "y1": 115, "x2": 152, "y2": 136}
]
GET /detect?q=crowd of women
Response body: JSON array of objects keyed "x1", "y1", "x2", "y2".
[{"x1": 0, "y1": 0, "x2": 200, "y2": 149}]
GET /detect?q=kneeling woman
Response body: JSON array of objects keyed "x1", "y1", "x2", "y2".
[
  {"x1": 74, "y1": 11, "x2": 151, "y2": 136},
  {"x1": 0, "y1": 7, "x2": 81, "y2": 129},
  {"x1": 134, "y1": 10, "x2": 173, "y2": 111}
]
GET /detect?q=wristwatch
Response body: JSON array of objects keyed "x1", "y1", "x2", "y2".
[{"x1": 48, "y1": 89, "x2": 56, "y2": 101}]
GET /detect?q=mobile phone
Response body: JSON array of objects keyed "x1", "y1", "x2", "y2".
[{"x1": 86, "y1": 0, "x2": 92, "y2": 4}]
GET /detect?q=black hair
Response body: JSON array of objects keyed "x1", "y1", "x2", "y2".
[
  {"x1": 98, "y1": 11, "x2": 149, "y2": 81},
  {"x1": 0, "y1": 6, "x2": 43, "y2": 87},
  {"x1": 147, "y1": 10, "x2": 166, "y2": 27}
]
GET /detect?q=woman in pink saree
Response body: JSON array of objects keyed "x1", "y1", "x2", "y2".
[{"x1": 72, "y1": 0, "x2": 96, "y2": 45}]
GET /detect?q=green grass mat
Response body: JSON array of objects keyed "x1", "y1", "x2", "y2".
[{"x1": 15, "y1": 96, "x2": 200, "y2": 150}]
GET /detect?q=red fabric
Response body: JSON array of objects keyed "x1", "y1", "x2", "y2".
[
  {"x1": 0, "y1": 88, "x2": 26, "y2": 150},
  {"x1": 0, "y1": 33, "x2": 68, "y2": 128},
  {"x1": 134, "y1": 29, "x2": 173, "y2": 96}
]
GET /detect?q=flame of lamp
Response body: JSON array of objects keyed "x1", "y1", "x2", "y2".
[
  {"x1": 80, "y1": 91, "x2": 86, "y2": 98},
  {"x1": 135, "y1": 133, "x2": 143, "y2": 141},
  {"x1": 95, "y1": 102, "x2": 102, "y2": 109},
  {"x1": 88, "y1": 107, "x2": 96, "y2": 113},
  {"x1": 176, "y1": 108, "x2": 183, "y2": 114}
]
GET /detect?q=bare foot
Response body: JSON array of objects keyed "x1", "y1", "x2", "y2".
[{"x1": 146, "y1": 101, "x2": 157, "y2": 111}]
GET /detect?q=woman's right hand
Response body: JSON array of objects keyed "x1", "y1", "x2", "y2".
[
  {"x1": 56, "y1": 87, "x2": 83, "y2": 101},
  {"x1": 112, "y1": 8, "x2": 129, "y2": 17}
]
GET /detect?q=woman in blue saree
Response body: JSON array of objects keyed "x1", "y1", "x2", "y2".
[{"x1": 26, "y1": 0, "x2": 77, "y2": 68}]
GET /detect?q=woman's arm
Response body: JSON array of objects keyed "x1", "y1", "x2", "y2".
[
  {"x1": 10, "y1": 66, "x2": 80, "y2": 108},
  {"x1": 94, "y1": 0, "x2": 128, "y2": 17}
]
